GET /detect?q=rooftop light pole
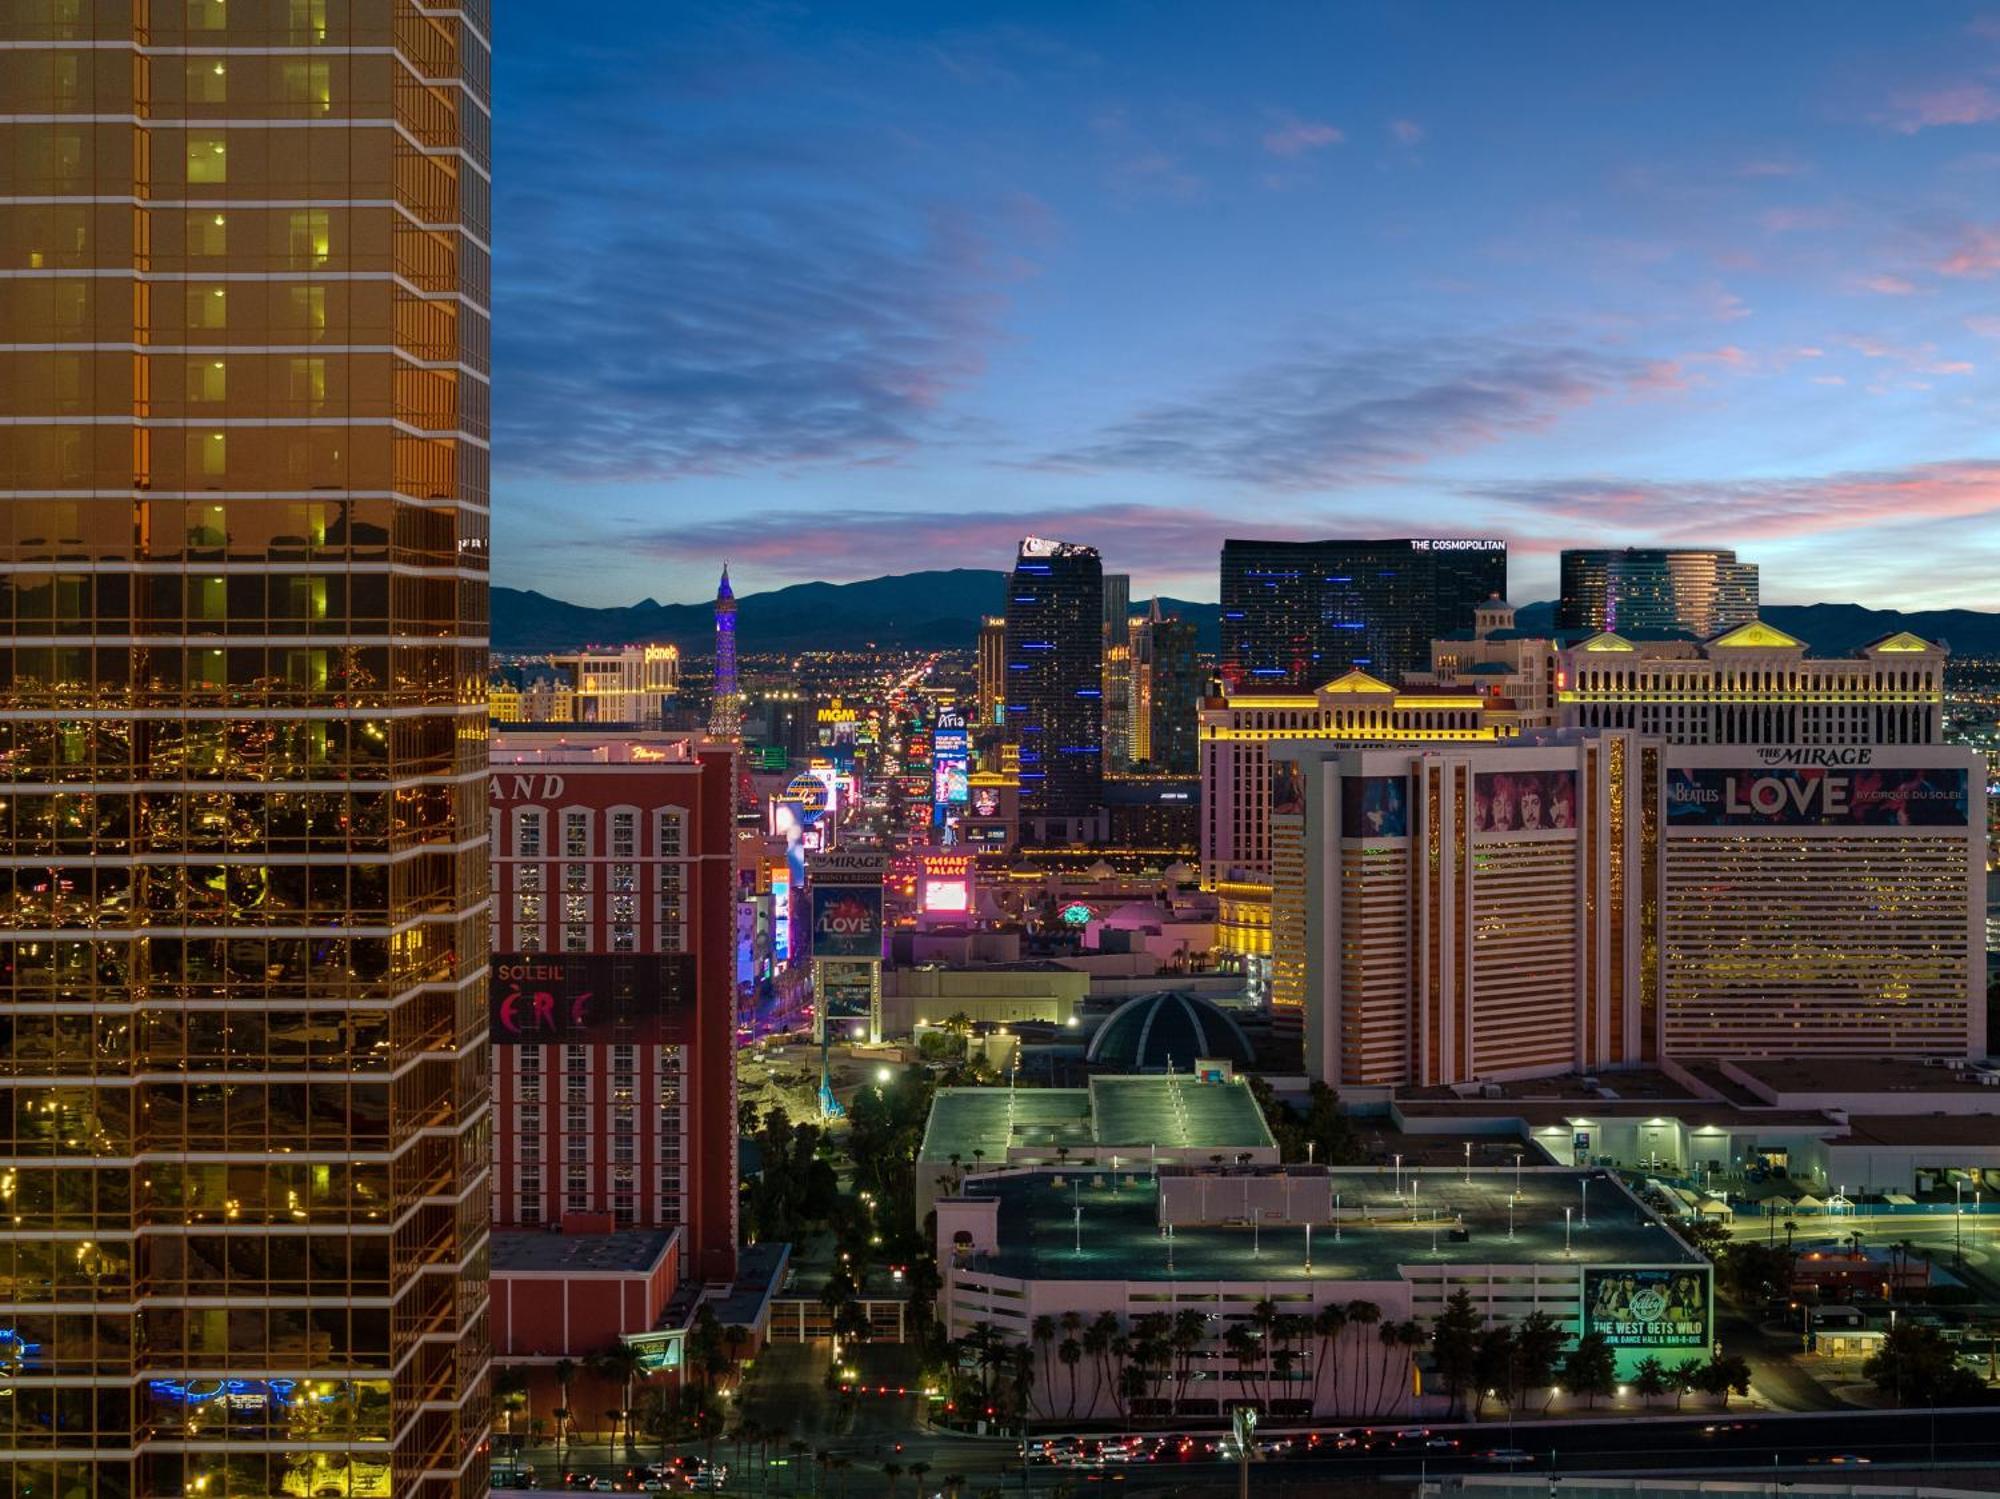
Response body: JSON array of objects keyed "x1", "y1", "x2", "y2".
[
  {"x1": 1508, "y1": 1194, "x2": 1516, "y2": 1244},
  {"x1": 1564, "y1": 1206, "x2": 1573, "y2": 1257},
  {"x1": 1580, "y1": 1178, "x2": 1590, "y2": 1228},
  {"x1": 1514, "y1": 1152, "x2": 1524, "y2": 1195},
  {"x1": 1394, "y1": 1153, "x2": 1403, "y2": 1197},
  {"x1": 1464, "y1": 1142, "x2": 1472, "y2": 1185},
  {"x1": 1335, "y1": 1192, "x2": 1342, "y2": 1242}
]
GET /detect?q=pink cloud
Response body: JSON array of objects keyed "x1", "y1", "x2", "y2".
[
  {"x1": 1937, "y1": 224, "x2": 2000, "y2": 277},
  {"x1": 1262, "y1": 118, "x2": 1344, "y2": 157},
  {"x1": 1760, "y1": 205, "x2": 1836, "y2": 233},
  {"x1": 1390, "y1": 118, "x2": 1425, "y2": 146},
  {"x1": 1859, "y1": 273, "x2": 1919, "y2": 296},
  {"x1": 1965, "y1": 314, "x2": 2000, "y2": 338},
  {"x1": 1887, "y1": 83, "x2": 2000, "y2": 132},
  {"x1": 1478, "y1": 459, "x2": 2000, "y2": 544}
]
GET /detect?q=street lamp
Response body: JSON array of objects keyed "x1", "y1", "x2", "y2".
[
  {"x1": 1465, "y1": 1141, "x2": 1473, "y2": 1185},
  {"x1": 1580, "y1": 1178, "x2": 1590, "y2": 1228},
  {"x1": 1564, "y1": 1206, "x2": 1573, "y2": 1257}
]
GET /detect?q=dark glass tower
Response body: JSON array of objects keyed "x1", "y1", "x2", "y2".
[
  {"x1": 1557, "y1": 548, "x2": 1759, "y2": 637},
  {"x1": 1004, "y1": 537, "x2": 1103, "y2": 827},
  {"x1": 1219, "y1": 539, "x2": 1506, "y2": 690},
  {"x1": 1148, "y1": 615, "x2": 1201, "y2": 774}
]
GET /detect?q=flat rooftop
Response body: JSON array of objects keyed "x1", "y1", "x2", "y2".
[
  {"x1": 1841, "y1": 1115, "x2": 2000, "y2": 1149},
  {"x1": 920, "y1": 1076, "x2": 1276, "y2": 1165},
  {"x1": 492, "y1": 1227, "x2": 676, "y2": 1276},
  {"x1": 1728, "y1": 1058, "x2": 2000, "y2": 1098},
  {"x1": 959, "y1": 1168, "x2": 1702, "y2": 1284},
  {"x1": 1398, "y1": 1070, "x2": 1697, "y2": 1103},
  {"x1": 1393, "y1": 1097, "x2": 1837, "y2": 1130}
]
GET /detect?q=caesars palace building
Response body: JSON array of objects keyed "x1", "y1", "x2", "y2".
[{"x1": 1270, "y1": 732, "x2": 1987, "y2": 1088}]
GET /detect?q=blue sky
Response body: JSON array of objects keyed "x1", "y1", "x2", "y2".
[{"x1": 495, "y1": 1, "x2": 2000, "y2": 609}]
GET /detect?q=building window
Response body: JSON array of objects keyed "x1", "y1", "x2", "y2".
[
  {"x1": 517, "y1": 811, "x2": 543, "y2": 857},
  {"x1": 611, "y1": 811, "x2": 637, "y2": 858},
  {"x1": 611, "y1": 862, "x2": 636, "y2": 893},
  {"x1": 564, "y1": 863, "x2": 589, "y2": 893},
  {"x1": 517, "y1": 864, "x2": 542, "y2": 892},
  {"x1": 656, "y1": 811, "x2": 684, "y2": 858},
  {"x1": 564, "y1": 810, "x2": 590, "y2": 858},
  {"x1": 563, "y1": 923, "x2": 588, "y2": 953}
]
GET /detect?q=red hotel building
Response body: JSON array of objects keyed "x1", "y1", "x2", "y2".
[{"x1": 489, "y1": 729, "x2": 738, "y2": 1280}]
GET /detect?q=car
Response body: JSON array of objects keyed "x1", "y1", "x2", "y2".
[
  {"x1": 563, "y1": 1477, "x2": 603, "y2": 1493},
  {"x1": 1482, "y1": 1448, "x2": 1534, "y2": 1466},
  {"x1": 685, "y1": 1469, "x2": 728, "y2": 1492},
  {"x1": 1424, "y1": 1437, "x2": 1461, "y2": 1451},
  {"x1": 1810, "y1": 1455, "x2": 1872, "y2": 1465}
]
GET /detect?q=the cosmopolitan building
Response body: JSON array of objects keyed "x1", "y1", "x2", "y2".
[
  {"x1": 1558, "y1": 548, "x2": 1759, "y2": 637},
  {"x1": 1273, "y1": 735, "x2": 1987, "y2": 1087},
  {"x1": 489, "y1": 729, "x2": 738, "y2": 1280},
  {"x1": 0, "y1": 6, "x2": 492, "y2": 1496},
  {"x1": 1219, "y1": 537, "x2": 1505, "y2": 690}
]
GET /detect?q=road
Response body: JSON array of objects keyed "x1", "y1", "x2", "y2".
[{"x1": 507, "y1": 1406, "x2": 2000, "y2": 1494}]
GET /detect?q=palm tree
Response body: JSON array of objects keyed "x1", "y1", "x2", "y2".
[
  {"x1": 1309, "y1": 1302, "x2": 1347, "y2": 1415},
  {"x1": 1106, "y1": 1332, "x2": 1134, "y2": 1422},
  {"x1": 1223, "y1": 1324, "x2": 1260, "y2": 1411},
  {"x1": 588, "y1": 1340, "x2": 645, "y2": 1457},
  {"x1": 1058, "y1": 1336, "x2": 1084, "y2": 1420},
  {"x1": 1083, "y1": 1313, "x2": 1117, "y2": 1417},
  {"x1": 884, "y1": 1460, "x2": 904, "y2": 1499},
  {"x1": 1169, "y1": 1308, "x2": 1206, "y2": 1411},
  {"x1": 552, "y1": 1356, "x2": 577, "y2": 1468},
  {"x1": 1250, "y1": 1299, "x2": 1278, "y2": 1408},
  {"x1": 908, "y1": 1460, "x2": 931, "y2": 1496},
  {"x1": 1394, "y1": 1321, "x2": 1426, "y2": 1414},
  {"x1": 1376, "y1": 1320, "x2": 1403, "y2": 1419},
  {"x1": 789, "y1": 1440, "x2": 811, "y2": 1496},
  {"x1": 1030, "y1": 1315, "x2": 1057, "y2": 1418},
  {"x1": 1342, "y1": 1299, "x2": 1381, "y2": 1414}
]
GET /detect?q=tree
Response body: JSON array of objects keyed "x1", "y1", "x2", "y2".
[
  {"x1": 1428, "y1": 1291, "x2": 1480, "y2": 1418},
  {"x1": 1169, "y1": 1308, "x2": 1206, "y2": 1412},
  {"x1": 1058, "y1": 1336, "x2": 1084, "y2": 1421},
  {"x1": 1631, "y1": 1356, "x2": 1669, "y2": 1407},
  {"x1": 1697, "y1": 1353, "x2": 1752, "y2": 1409},
  {"x1": 1669, "y1": 1360, "x2": 1698, "y2": 1411},
  {"x1": 1513, "y1": 1310, "x2": 1567, "y2": 1407},
  {"x1": 552, "y1": 1355, "x2": 577, "y2": 1470},
  {"x1": 1030, "y1": 1315, "x2": 1057, "y2": 1417},
  {"x1": 1344, "y1": 1299, "x2": 1383, "y2": 1413},
  {"x1": 1083, "y1": 1313, "x2": 1117, "y2": 1418},
  {"x1": 1561, "y1": 1332, "x2": 1616, "y2": 1409},
  {"x1": 1309, "y1": 1302, "x2": 1348, "y2": 1415},
  {"x1": 1473, "y1": 1324, "x2": 1517, "y2": 1415},
  {"x1": 1863, "y1": 1322, "x2": 1988, "y2": 1406},
  {"x1": 492, "y1": 1365, "x2": 529, "y2": 1450},
  {"x1": 884, "y1": 1461, "x2": 904, "y2": 1499},
  {"x1": 588, "y1": 1340, "x2": 646, "y2": 1457}
]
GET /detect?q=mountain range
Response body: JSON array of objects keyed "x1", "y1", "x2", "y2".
[{"x1": 493, "y1": 572, "x2": 2000, "y2": 659}]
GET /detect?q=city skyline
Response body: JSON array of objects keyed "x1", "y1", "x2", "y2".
[{"x1": 500, "y1": 1, "x2": 2000, "y2": 611}]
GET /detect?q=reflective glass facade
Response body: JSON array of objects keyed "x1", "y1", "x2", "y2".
[
  {"x1": 1003, "y1": 538, "x2": 1103, "y2": 827},
  {"x1": 1557, "y1": 547, "x2": 1758, "y2": 638},
  {"x1": 0, "y1": 3, "x2": 492, "y2": 1495},
  {"x1": 1219, "y1": 538, "x2": 1506, "y2": 692}
]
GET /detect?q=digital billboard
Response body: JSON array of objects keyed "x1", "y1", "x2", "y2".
[
  {"x1": 1340, "y1": 775, "x2": 1409, "y2": 838},
  {"x1": 810, "y1": 882, "x2": 883, "y2": 959},
  {"x1": 933, "y1": 710, "x2": 970, "y2": 821},
  {"x1": 1665, "y1": 766, "x2": 1969, "y2": 828},
  {"x1": 1474, "y1": 768, "x2": 1577, "y2": 837},
  {"x1": 489, "y1": 954, "x2": 696, "y2": 1046},
  {"x1": 1582, "y1": 1266, "x2": 1712, "y2": 1350},
  {"x1": 818, "y1": 959, "x2": 876, "y2": 1023},
  {"x1": 770, "y1": 870, "x2": 792, "y2": 963},
  {"x1": 923, "y1": 878, "x2": 971, "y2": 914},
  {"x1": 1270, "y1": 758, "x2": 1306, "y2": 818}
]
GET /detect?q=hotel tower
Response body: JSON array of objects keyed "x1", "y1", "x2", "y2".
[{"x1": 0, "y1": 4, "x2": 493, "y2": 1497}]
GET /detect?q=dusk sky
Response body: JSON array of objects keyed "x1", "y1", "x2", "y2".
[{"x1": 496, "y1": 2, "x2": 2000, "y2": 611}]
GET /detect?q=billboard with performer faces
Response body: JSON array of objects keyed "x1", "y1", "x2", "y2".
[{"x1": 1473, "y1": 768, "x2": 1578, "y2": 838}]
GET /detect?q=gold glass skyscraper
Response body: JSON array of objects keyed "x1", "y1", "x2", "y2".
[{"x1": 0, "y1": 4, "x2": 492, "y2": 1496}]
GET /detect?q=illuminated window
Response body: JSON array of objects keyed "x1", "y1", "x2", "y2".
[
  {"x1": 187, "y1": 0, "x2": 228, "y2": 29},
  {"x1": 198, "y1": 432, "x2": 226, "y2": 477},
  {"x1": 516, "y1": 811, "x2": 542, "y2": 857},
  {"x1": 192, "y1": 213, "x2": 227, "y2": 257},
  {"x1": 186, "y1": 136, "x2": 227, "y2": 185},
  {"x1": 187, "y1": 285, "x2": 227, "y2": 329},
  {"x1": 288, "y1": 285, "x2": 326, "y2": 337},
  {"x1": 287, "y1": 210, "x2": 331, "y2": 268},
  {"x1": 189, "y1": 59, "x2": 228, "y2": 104},
  {"x1": 283, "y1": 60, "x2": 333, "y2": 113},
  {"x1": 189, "y1": 359, "x2": 226, "y2": 403},
  {"x1": 289, "y1": 0, "x2": 329, "y2": 41}
]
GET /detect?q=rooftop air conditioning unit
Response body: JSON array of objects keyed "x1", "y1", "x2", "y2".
[{"x1": 1482, "y1": 1083, "x2": 1504, "y2": 1099}]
